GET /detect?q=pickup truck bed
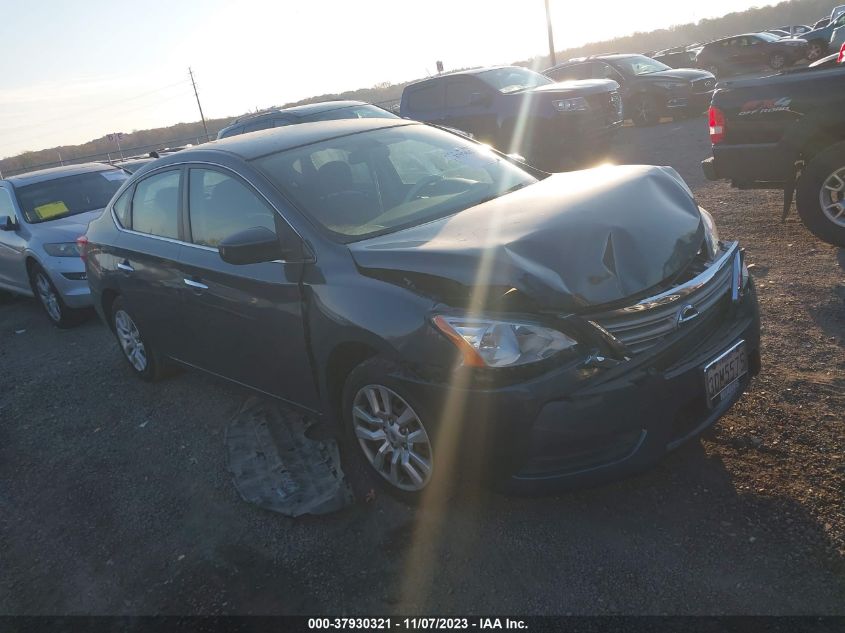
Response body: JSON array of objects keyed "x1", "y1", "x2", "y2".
[{"x1": 702, "y1": 64, "x2": 845, "y2": 246}]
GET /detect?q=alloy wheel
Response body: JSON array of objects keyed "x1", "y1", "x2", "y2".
[
  {"x1": 819, "y1": 167, "x2": 845, "y2": 228},
  {"x1": 770, "y1": 54, "x2": 786, "y2": 69},
  {"x1": 807, "y1": 42, "x2": 824, "y2": 61},
  {"x1": 114, "y1": 309, "x2": 148, "y2": 372},
  {"x1": 352, "y1": 384, "x2": 433, "y2": 492},
  {"x1": 35, "y1": 273, "x2": 61, "y2": 323}
]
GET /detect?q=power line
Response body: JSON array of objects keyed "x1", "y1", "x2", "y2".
[{"x1": 0, "y1": 79, "x2": 192, "y2": 136}]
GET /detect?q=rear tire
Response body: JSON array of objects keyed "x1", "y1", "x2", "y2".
[
  {"x1": 796, "y1": 142, "x2": 845, "y2": 247},
  {"x1": 29, "y1": 264, "x2": 83, "y2": 328},
  {"x1": 110, "y1": 296, "x2": 164, "y2": 381},
  {"x1": 768, "y1": 53, "x2": 786, "y2": 70}
]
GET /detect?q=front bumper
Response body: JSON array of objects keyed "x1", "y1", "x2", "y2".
[
  {"x1": 393, "y1": 282, "x2": 760, "y2": 493},
  {"x1": 666, "y1": 89, "x2": 714, "y2": 114},
  {"x1": 44, "y1": 256, "x2": 92, "y2": 308}
]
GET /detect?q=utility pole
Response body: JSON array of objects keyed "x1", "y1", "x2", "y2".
[
  {"x1": 189, "y1": 67, "x2": 210, "y2": 142},
  {"x1": 545, "y1": 0, "x2": 556, "y2": 67}
]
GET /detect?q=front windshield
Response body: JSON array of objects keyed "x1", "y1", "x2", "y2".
[
  {"x1": 253, "y1": 125, "x2": 537, "y2": 241},
  {"x1": 17, "y1": 170, "x2": 128, "y2": 224},
  {"x1": 614, "y1": 55, "x2": 672, "y2": 75},
  {"x1": 299, "y1": 104, "x2": 399, "y2": 122},
  {"x1": 476, "y1": 67, "x2": 552, "y2": 94}
]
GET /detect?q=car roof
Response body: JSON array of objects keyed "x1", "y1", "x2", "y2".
[
  {"x1": 229, "y1": 100, "x2": 372, "y2": 125},
  {"x1": 405, "y1": 66, "x2": 527, "y2": 87},
  {"x1": 3, "y1": 162, "x2": 120, "y2": 187},
  {"x1": 172, "y1": 119, "x2": 416, "y2": 162}
]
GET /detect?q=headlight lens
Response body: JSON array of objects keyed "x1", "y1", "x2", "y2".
[
  {"x1": 43, "y1": 242, "x2": 81, "y2": 257},
  {"x1": 432, "y1": 315, "x2": 578, "y2": 368},
  {"x1": 699, "y1": 208, "x2": 720, "y2": 259},
  {"x1": 553, "y1": 97, "x2": 589, "y2": 112}
]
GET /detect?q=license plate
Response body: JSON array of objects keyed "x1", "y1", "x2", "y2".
[{"x1": 703, "y1": 340, "x2": 748, "y2": 408}]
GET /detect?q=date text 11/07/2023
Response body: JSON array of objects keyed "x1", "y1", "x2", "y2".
[{"x1": 307, "y1": 617, "x2": 529, "y2": 629}]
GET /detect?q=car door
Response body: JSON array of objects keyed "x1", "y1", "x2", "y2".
[
  {"x1": 174, "y1": 165, "x2": 317, "y2": 406},
  {"x1": 114, "y1": 167, "x2": 188, "y2": 357},
  {"x1": 440, "y1": 76, "x2": 497, "y2": 142},
  {"x1": 0, "y1": 185, "x2": 30, "y2": 293}
]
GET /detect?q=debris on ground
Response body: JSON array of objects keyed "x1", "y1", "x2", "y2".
[{"x1": 225, "y1": 397, "x2": 353, "y2": 517}]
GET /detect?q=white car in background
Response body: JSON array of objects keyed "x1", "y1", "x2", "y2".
[{"x1": 0, "y1": 163, "x2": 128, "y2": 326}]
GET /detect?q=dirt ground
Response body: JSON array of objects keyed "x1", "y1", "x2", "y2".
[{"x1": 1, "y1": 116, "x2": 843, "y2": 615}]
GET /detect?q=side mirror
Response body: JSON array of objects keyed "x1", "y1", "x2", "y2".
[
  {"x1": 0, "y1": 215, "x2": 16, "y2": 231},
  {"x1": 218, "y1": 226, "x2": 306, "y2": 265}
]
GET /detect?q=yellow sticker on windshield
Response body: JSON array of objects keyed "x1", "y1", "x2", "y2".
[{"x1": 33, "y1": 201, "x2": 69, "y2": 220}]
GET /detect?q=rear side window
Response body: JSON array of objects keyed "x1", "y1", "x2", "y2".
[
  {"x1": 405, "y1": 83, "x2": 444, "y2": 113},
  {"x1": 445, "y1": 79, "x2": 478, "y2": 108},
  {"x1": 131, "y1": 170, "x2": 180, "y2": 239},
  {"x1": 112, "y1": 187, "x2": 132, "y2": 227},
  {"x1": 188, "y1": 169, "x2": 277, "y2": 248}
]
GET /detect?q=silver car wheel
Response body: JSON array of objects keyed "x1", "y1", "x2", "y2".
[
  {"x1": 770, "y1": 53, "x2": 785, "y2": 69},
  {"x1": 820, "y1": 167, "x2": 845, "y2": 228},
  {"x1": 114, "y1": 309, "x2": 148, "y2": 372},
  {"x1": 35, "y1": 272, "x2": 61, "y2": 322},
  {"x1": 352, "y1": 384, "x2": 433, "y2": 492}
]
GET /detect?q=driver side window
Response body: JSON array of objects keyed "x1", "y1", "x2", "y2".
[{"x1": 187, "y1": 169, "x2": 276, "y2": 248}]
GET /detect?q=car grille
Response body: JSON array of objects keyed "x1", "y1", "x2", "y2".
[
  {"x1": 691, "y1": 77, "x2": 716, "y2": 93},
  {"x1": 587, "y1": 242, "x2": 738, "y2": 355}
]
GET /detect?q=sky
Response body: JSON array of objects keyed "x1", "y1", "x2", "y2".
[{"x1": 0, "y1": 0, "x2": 778, "y2": 158}]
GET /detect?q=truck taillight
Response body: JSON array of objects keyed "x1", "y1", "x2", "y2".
[
  {"x1": 838, "y1": 43, "x2": 845, "y2": 64},
  {"x1": 76, "y1": 235, "x2": 89, "y2": 261},
  {"x1": 709, "y1": 106, "x2": 726, "y2": 144}
]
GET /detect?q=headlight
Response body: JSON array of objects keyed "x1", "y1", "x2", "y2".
[
  {"x1": 553, "y1": 97, "x2": 589, "y2": 112},
  {"x1": 43, "y1": 242, "x2": 81, "y2": 257},
  {"x1": 699, "y1": 208, "x2": 720, "y2": 259},
  {"x1": 432, "y1": 315, "x2": 578, "y2": 368}
]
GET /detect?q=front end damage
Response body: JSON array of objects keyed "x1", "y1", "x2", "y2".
[{"x1": 349, "y1": 165, "x2": 761, "y2": 490}]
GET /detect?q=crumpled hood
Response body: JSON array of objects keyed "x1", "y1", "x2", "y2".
[{"x1": 349, "y1": 165, "x2": 704, "y2": 312}]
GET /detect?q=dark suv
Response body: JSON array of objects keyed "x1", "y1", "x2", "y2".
[
  {"x1": 83, "y1": 119, "x2": 759, "y2": 497},
  {"x1": 217, "y1": 100, "x2": 397, "y2": 139},
  {"x1": 545, "y1": 54, "x2": 715, "y2": 126},
  {"x1": 399, "y1": 66, "x2": 622, "y2": 171},
  {"x1": 695, "y1": 32, "x2": 808, "y2": 77}
]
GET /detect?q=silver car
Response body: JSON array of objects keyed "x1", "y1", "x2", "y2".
[{"x1": 0, "y1": 163, "x2": 128, "y2": 326}]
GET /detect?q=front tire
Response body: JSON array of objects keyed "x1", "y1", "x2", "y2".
[
  {"x1": 30, "y1": 265, "x2": 81, "y2": 328},
  {"x1": 630, "y1": 94, "x2": 660, "y2": 127},
  {"x1": 806, "y1": 40, "x2": 826, "y2": 62},
  {"x1": 341, "y1": 358, "x2": 435, "y2": 501},
  {"x1": 110, "y1": 296, "x2": 163, "y2": 381},
  {"x1": 796, "y1": 142, "x2": 845, "y2": 247}
]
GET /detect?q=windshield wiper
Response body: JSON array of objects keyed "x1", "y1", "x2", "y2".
[{"x1": 474, "y1": 182, "x2": 531, "y2": 206}]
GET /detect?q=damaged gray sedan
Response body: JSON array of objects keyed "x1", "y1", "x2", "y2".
[{"x1": 83, "y1": 119, "x2": 760, "y2": 498}]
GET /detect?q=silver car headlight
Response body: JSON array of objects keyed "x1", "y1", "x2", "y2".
[
  {"x1": 43, "y1": 242, "x2": 81, "y2": 257},
  {"x1": 699, "y1": 208, "x2": 720, "y2": 259},
  {"x1": 432, "y1": 315, "x2": 578, "y2": 368},
  {"x1": 553, "y1": 97, "x2": 589, "y2": 112}
]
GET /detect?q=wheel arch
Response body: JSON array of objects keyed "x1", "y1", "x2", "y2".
[{"x1": 323, "y1": 341, "x2": 381, "y2": 426}]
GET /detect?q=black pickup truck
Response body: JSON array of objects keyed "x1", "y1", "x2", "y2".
[
  {"x1": 400, "y1": 66, "x2": 622, "y2": 171},
  {"x1": 701, "y1": 57, "x2": 845, "y2": 246}
]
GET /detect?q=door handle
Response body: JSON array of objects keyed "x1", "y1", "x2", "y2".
[
  {"x1": 183, "y1": 278, "x2": 208, "y2": 290},
  {"x1": 117, "y1": 261, "x2": 134, "y2": 273}
]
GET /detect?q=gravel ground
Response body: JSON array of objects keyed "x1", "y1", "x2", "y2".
[{"x1": 1, "y1": 116, "x2": 843, "y2": 615}]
